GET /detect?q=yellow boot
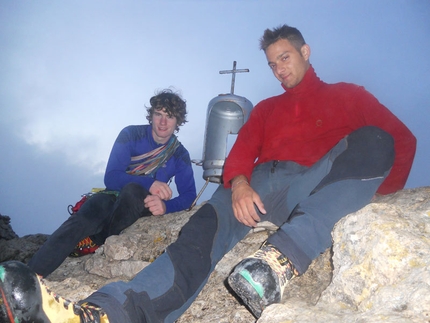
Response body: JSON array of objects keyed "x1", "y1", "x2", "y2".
[{"x1": 0, "y1": 261, "x2": 109, "y2": 323}]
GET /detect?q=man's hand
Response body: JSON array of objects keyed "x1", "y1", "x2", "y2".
[
  {"x1": 231, "y1": 176, "x2": 266, "y2": 227},
  {"x1": 144, "y1": 195, "x2": 167, "y2": 216},
  {"x1": 149, "y1": 180, "x2": 172, "y2": 201}
]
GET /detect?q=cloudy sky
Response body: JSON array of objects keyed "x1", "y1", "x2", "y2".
[{"x1": 1, "y1": 1, "x2": 429, "y2": 237}]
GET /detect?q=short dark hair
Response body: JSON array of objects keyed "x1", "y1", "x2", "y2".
[
  {"x1": 146, "y1": 89, "x2": 187, "y2": 131},
  {"x1": 260, "y1": 24, "x2": 306, "y2": 52}
]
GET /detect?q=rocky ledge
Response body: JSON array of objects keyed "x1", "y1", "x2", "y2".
[{"x1": 1, "y1": 187, "x2": 429, "y2": 322}]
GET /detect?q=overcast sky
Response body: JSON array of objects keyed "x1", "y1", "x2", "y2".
[{"x1": 1, "y1": 1, "x2": 429, "y2": 236}]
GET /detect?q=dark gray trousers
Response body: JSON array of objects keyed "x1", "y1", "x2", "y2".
[{"x1": 28, "y1": 183, "x2": 151, "y2": 277}]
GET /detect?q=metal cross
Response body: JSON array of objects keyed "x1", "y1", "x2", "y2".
[{"x1": 219, "y1": 61, "x2": 249, "y2": 94}]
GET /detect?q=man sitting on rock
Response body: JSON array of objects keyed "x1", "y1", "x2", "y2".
[
  {"x1": 26, "y1": 88, "x2": 196, "y2": 278},
  {"x1": 0, "y1": 25, "x2": 416, "y2": 323}
]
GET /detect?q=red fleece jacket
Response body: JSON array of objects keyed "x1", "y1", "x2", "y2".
[{"x1": 223, "y1": 66, "x2": 416, "y2": 195}]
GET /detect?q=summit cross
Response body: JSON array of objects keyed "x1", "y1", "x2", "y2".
[{"x1": 219, "y1": 61, "x2": 249, "y2": 94}]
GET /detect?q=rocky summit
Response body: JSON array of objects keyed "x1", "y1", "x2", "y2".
[{"x1": 1, "y1": 187, "x2": 429, "y2": 322}]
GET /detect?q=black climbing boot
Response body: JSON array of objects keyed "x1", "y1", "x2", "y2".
[
  {"x1": 0, "y1": 261, "x2": 109, "y2": 323},
  {"x1": 228, "y1": 241, "x2": 298, "y2": 318}
]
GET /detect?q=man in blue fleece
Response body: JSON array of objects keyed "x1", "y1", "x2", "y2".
[{"x1": 27, "y1": 88, "x2": 196, "y2": 278}]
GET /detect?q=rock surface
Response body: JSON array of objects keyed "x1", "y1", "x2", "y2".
[
  {"x1": 0, "y1": 213, "x2": 48, "y2": 264},
  {"x1": 0, "y1": 214, "x2": 19, "y2": 240},
  {"x1": 1, "y1": 187, "x2": 429, "y2": 322}
]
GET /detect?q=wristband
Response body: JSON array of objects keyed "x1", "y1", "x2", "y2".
[{"x1": 231, "y1": 179, "x2": 249, "y2": 190}]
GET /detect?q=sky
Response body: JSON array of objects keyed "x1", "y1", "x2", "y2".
[{"x1": 0, "y1": 1, "x2": 429, "y2": 237}]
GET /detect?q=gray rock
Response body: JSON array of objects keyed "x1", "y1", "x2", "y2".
[
  {"x1": 0, "y1": 214, "x2": 19, "y2": 240},
  {"x1": 258, "y1": 187, "x2": 430, "y2": 323},
  {"x1": 0, "y1": 233, "x2": 48, "y2": 263}
]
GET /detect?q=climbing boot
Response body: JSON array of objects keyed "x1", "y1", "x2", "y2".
[
  {"x1": 0, "y1": 261, "x2": 109, "y2": 323},
  {"x1": 228, "y1": 241, "x2": 298, "y2": 318},
  {"x1": 70, "y1": 236, "x2": 100, "y2": 257}
]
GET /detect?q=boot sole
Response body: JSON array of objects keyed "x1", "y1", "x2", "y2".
[{"x1": 228, "y1": 270, "x2": 264, "y2": 318}]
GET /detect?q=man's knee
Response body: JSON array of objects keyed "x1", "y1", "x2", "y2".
[
  {"x1": 121, "y1": 182, "x2": 144, "y2": 193},
  {"x1": 347, "y1": 126, "x2": 395, "y2": 170},
  {"x1": 119, "y1": 182, "x2": 149, "y2": 200},
  {"x1": 313, "y1": 126, "x2": 395, "y2": 191}
]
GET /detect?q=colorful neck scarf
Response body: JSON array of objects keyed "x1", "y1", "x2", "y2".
[{"x1": 126, "y1": 135, "x2": 180, "y2": 177}]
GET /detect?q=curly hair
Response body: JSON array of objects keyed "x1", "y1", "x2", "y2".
[
  {"x1": 260, "y1": 24, "x2": 306, "y2": 53},
  {"x1": 146, "y1": 89, "x2": 188, "y2": 132}
]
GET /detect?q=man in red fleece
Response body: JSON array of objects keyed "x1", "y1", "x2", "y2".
[
  {"x1": 226, "y1": 24, "x2": 416, "y2": 318},
  {"x1": 0, "y1": 25, "x2": 416, "y2": 323}
]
